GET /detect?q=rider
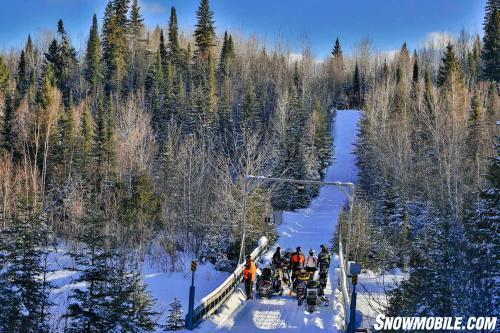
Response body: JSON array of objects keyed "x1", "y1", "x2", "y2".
[
  {"x1": 304, "y1": 249, "x2": 318, "y2": 279},
  {"x1": 243, "y1": 255, "x2": 257, "y2": 300},
  {"x1": 289, "y1": 247, "x2": 305, "y2": 294},
  {"x1": 293, "y1": 268, "x2": 311, "y2": 291},
  {"x1": 272, "y1": 246, "x2": 282, "y2": 266},
  {"x1": 318, "y1": 244, "x2": 331, "y2": 289},
  {"x1": 290, "y1": 247, "x2": 305, "y2": 278}
]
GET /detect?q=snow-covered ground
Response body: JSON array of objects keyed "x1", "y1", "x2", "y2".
[
  {"x1": 355, "y1": 269, "x2": 408, "y2": 330},
  {"x1": 46, "y1": 246, "x2": 229, "y2": 330},
  {"x1": 194, "y1": 110, "x2": 362, "y2": 332}
]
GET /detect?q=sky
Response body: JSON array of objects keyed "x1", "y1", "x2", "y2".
[{"x1": 0, "y1": 0, "x2": 487, "y2": 59}]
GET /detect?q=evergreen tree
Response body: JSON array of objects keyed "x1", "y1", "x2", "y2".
[
  {"x1": 467, "y1": 135, "x2": 500, "y2": 315},
  {"x1": 159, "y1": 30, "x2": 169, "y2": 74},
  {"x1": 125, "y1": 0, "x2": 148, "y2": 93},
  {"x1": 437, "y1": 43, "x2": 460, "y2": 87},
  {"x1": 44, "y1": 39, "x2": 60, "y2": 72},
  {"x1": 121, "y1": 172, "x2": 162, "y2": 240},
  {"x1": 466, "y1": 94, "x2": 484, "y2": 164},
  {"x1": 399, "y1": 42, "x2": 410, "y2": 68},
  {"x1": 84, "y1": 14, "x2": 102, "y2": 94},
  {"x1": 423, "y1": 65, "x2": 435, "y2": 118},
  {"x1": 56, "y1": 19, "x2": 79, "y2": 108},
  {"x1": 2, "y1": 92, "x2": 15, "y2": 153},
  {"x1": 17, "y1": 50, "x2": 27, "y2": 96},
  {"x1": 242, "y1": 82, "x2": 260, "y2": 130},
  {"x1": 311, "y1": 100, "x2": 332, "y2": 172},
  {"x1": 106, "y1": 95, "x2": 117, "y2": 175},
  {"x1": 168, "y1": 7, "x2": 181, "y2": 65},
  {"x1": 331, "y1": 37, "x2": 343, "y2": 60},
  {"x1": 165, "y1": 298, "x2": 184, "y2": 331},
  {"x1": 412, "y1": 50, "x2": 419, "y2": 83},
  {"x1": 148, "y1": 49, "x2": 166, "y2": 141},
  {"x1": 481, "y1": 0, "x2": 500, "y2": 82},
  {"x1": 23, "y1": 35, "x2": 36, "y2": 89},
  {"x1": 193, "y1": 0, "x2": 216, "y2": 60},
  {"x1": 218, "y1": 31, "x2": 235, "y2": 81},
  {"x1": 217, "y1": 77, "x2": 231, "y2": 137},
  {"x1": 80, "y1": 105, "x2": 95, "y2": 176},
  {"x1": 381, "y1": 59, "x2": 389, "y2": 82},
  {"x1": 94, "y1": 96, "x2": 116, "y2": 184},
  {"x1": 0, "y1": 212, "x2": 53, "y2": 333},
  {"x1": 0, "y1": 56, "x2": 10, "y2": 93},
  {"x1": 64, "y1": 215, "x2": 157, "y2": 333},
  {"x1": 350, "y1": 61, "x2": 361, "y2": 108},
  {"x1": 206, "y1": 54, "x2": 217, "y2": 127},
  {"x1": 129, "y1": 0, "x2": 144, "y2": 38},
  {"x1": 468, "y1": 36, "x2": 482, "y2": 85},
  {"x1": 113, "y1": 0, "x2": 130, "y2": 29},
  {"x1": 102, "y1": 0, "x2": 129, "y2": 93},
  {"x1": 271, "y1": 65, "x2": 310, "y2": 210}
]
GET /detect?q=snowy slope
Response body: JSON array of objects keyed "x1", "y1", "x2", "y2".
[
  {"x1": 355, "y1": 269, "x2": 407, "y2": 330},
  {"x1": 45, "y1": 249, "x2": 229, "y2": 330},
  {"x1": 197, "y1": 110, "x2": 361, "y2": 332}
]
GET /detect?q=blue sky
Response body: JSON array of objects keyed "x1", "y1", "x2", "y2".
[{"x1": 0, "y1": 0, "x2": 486, "y2": 59}]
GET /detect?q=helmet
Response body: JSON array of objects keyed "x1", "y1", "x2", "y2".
[
  {"x1": 245, "y1": 255, "x2": 251, "y2": 261},
  {"x1": 296, "y1": 246, "x2": 302, "y2": 253},
  {"x1": 309, "y1": 249, "x2": 315, "y2": 255},
  {"x1": 320, "y1": 244, "x2": 327, "y2": 250}
]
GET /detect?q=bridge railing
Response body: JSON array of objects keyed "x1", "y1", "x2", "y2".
[
  {"x1": 186, "y1": 236, "x2": 269, "y2": 328},
  {"x1": 338, "y1": 236, "x2": 351, "y2": 331}
]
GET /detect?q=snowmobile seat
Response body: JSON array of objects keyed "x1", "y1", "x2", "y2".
[{"x1": 261, "y1": 267, "x2": 272, "y2": 281}]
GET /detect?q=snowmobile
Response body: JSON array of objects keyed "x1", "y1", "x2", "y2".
[
  {"x1": 293, "y1": 269, "x2": 311, "y2": 300},
  {"x1": 297, "y1": 279, "x2": 329, "y2": 312},
  {"x1": 273, "y1": 258, "x2": 292, "y2": 288},
  {"x1": 256, "y1": 267, "x2": 283, "y2": 298}
]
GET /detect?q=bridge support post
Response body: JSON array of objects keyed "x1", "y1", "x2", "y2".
[
  {"x1": 347, "y1": 275, "x2": 358, "y2": 333},
  {"x1": 186, "y1": 262, "x2": 196, "y2": 330}
]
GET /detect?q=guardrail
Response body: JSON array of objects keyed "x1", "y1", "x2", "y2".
[
  {"x1": 186, "y1": 236, "x2": 269, "y2": 328},
  {"x1": 338, "y1": 236, "x2": 351, "y2": 331}
]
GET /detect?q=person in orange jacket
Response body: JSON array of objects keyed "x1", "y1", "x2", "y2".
[
  {"x1": 289, "y1": 247, "x2": 305, "y2": 283},
  {"x1": 243, "y1": 255, "x2": 257, "y2": 299}
]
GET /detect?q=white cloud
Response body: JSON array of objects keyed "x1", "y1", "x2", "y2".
[
  {"x1": 380, "y1": 49, "x2": 399, "y2": 60},
  {"x1": 139, "y1": 1, "x2": 166, "y2": 15},
  {"x1": 422, "y1": 31, "x2": 454, "y2": 49},
  {"x1": 287, "y1": 52, "x2": 303, "y2": 63}
]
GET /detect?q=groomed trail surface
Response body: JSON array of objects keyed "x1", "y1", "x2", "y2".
[{"x1": 199, "y1": 110, "x2": 361, "y2": 332}]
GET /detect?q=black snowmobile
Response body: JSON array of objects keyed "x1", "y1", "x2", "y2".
[
  {"x1": 256, "y1": 267, "x2": 283, "y2": 298},
  {"x1": 298, "y1": 279, "x2": 329, "y2": 312}
]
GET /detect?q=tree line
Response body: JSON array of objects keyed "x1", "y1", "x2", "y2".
[
  {"x1": 335, "y1": 0, "x2": 499, "y2": 320},
  {"x1": 0, "y1": 0, "x2": 336, "y2": 331}
]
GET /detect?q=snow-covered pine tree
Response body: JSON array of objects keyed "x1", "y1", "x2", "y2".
[
  {"x1": 481, "y1": 0, "x2": 500, "y2": 82},
  {"x1": 466, "y1": 135, "x2": 500, "y2": 315},
  {"x1": 437, "y1": 42, "x2": 460, "y2": 87},
  {"x1": 107, "y1": 262, "x2": 158, "y2": 332},
  {"x1": 64, "y1": 215, "x2": 158, "y2": 332},
  {"x1": 350, "y1": 61, "x2": 361, "y2": 108},
  {"x1": 165, "y1": 298, "x2": 184, "y2": 331},
  {"x1": 0, "y1": 211, "x2": 53, "y2": 333}
]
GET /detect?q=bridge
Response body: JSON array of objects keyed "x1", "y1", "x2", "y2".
[{"x1": 185, "y1": 110, "x2": 361, "y2": 332}]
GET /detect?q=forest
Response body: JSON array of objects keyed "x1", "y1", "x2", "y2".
[
  {"x1": 335, "y1": 0, "x2": 499, "y2": 321},
  {"x1": 0, "y1": 0, "x2": 337, "y2": 331},
  {"x1": 0, "y1": 0, "x2": 498, "y2": 331}
]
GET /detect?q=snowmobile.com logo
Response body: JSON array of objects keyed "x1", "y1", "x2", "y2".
[{"x1": 374, "y1": 314, "x2": 497, "y2": 331}]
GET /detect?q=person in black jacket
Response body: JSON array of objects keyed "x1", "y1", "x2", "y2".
[
  {"x1": 318, "y1": 244, "x2": 331, "y2": 289},
  {"x1": 272, "y1": 246, "x2": 282, "y2": 266}
]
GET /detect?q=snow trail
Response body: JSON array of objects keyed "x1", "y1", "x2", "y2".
[{"x1": 201, "y1": 110, "x2": 361, "y2": 332}]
